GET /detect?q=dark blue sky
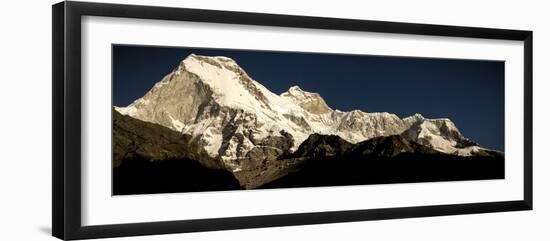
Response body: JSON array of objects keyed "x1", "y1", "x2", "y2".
[{"x1": 113, "y1": 45, "x2": 504, "y2": 150}]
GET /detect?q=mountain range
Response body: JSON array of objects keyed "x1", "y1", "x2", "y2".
[{"x1": 113, "y1": 54, "x2": 504, "y2": 193}]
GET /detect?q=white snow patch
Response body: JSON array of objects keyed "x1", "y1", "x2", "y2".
[
  {"x1": 168, "y1": 114, "x2": 185, "y2": 132},
  {"x1": 114, "y1": 106, "x2": 137, "y2": 116}
]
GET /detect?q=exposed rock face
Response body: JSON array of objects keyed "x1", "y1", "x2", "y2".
[
  {"x1": 116, "y1": 54, "x2": 498, "y2": 173},
  {"x1": 348, "y1": 135, "x2": 439, "y2": 157},
  {"x1": 281, "y1": 86, "x2": 332, "y2": 114},
  {"x1": 112, "y1": 108, "x2": 242, "y2": 194},
  {"x1": 334, "y1": 111, "x2": 410, "y2": 142},
  {"x1": 290, "y1": 134, "x2": 353, "y2": 158},
  {"x1": 112, "y1": 108, "x2": 222, "y2": 170},
  {"x1": 113, "y1": 108, "x2": 187, "y2": 168},
  {"x1": 291, "y1": 134, "x2": 441, "y2": 160},
  {"x1": 239, "y1": 130, "x2": 294, "y2": 170},
  {"x1": 260, "y1": 134, "x2": 504, "y2": 190}
]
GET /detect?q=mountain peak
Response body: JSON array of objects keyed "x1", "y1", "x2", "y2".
[
  {"x1": 403, "y1": 113, "x2": 425, "y2": 126},
  {"x1": 181, "y1": 54, "x2": 240, "y2": 69},
  {"x1": 185, "y1": 53, "x2": 234, "y2": 61},
  {"x1": 288, "y1": 85, "x2": 303, "y2": 92},
  {"x1": 179, "y1": 53, "x2": 198, "y2": 65},
  {"x1": 281, "y1": 86, "x2": 332, "y2": 114},
  {"x1": 281, "y1": 85, "x2": 309, "y2": 98},
  {"x1": 400, "y1": 117, "x2": 482, "y2": 155}
]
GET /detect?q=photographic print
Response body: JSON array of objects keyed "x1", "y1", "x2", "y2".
[{"x1": 112, "y1": 45, "x2": 505, "y2": 195}]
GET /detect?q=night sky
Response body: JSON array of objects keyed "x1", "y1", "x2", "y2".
[{"x1": 113, "y1": 45, "x2": 504, "y2": 150}]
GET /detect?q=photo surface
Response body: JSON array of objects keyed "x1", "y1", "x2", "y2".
[{"x1": 112, "y1": 45, "x2": 504, "y2": 195}]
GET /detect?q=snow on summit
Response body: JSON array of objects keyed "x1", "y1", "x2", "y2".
[{"x1": 115, "y1": 54, "x2": 492, "y2": 171}]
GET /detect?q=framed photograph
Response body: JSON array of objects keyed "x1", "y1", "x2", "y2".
[{"x1": 52, "y1": 1, "x2": 533, "y2": 240}]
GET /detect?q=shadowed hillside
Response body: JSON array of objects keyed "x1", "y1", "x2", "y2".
[
  {"x1": 112, "y1": 109, "x2": 241, "y2": 195},
  {"x1": 261, "y1": 135, "x2": 504, "y2": 189}
]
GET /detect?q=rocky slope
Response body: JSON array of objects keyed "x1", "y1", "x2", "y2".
[
  {"x1": 113, "y1": 108, "x2": 227, "y2": 168},
  {"x1": 115, "y1": 54, "x2": 499, "y2": 174},
  {"x1": 112, "y1": 108, "x2": 242, "y2": 194},
  {"x1": 261, "y1": 134, "x2": 504, "y2": 189}
]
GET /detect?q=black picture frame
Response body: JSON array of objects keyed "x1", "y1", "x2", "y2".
[{"x1": 52, "y1": 1, "x2": 533, "y2": 240}]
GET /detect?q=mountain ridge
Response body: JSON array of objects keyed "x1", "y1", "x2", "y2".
[
  {"x1": 112, "y1": 109, "x2": 503, "y2": 192},
  {"x1": 115, "y1": 54, "x2": 499, "y2": 173}
]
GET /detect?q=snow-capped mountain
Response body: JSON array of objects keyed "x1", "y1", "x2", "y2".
[
  {"x1": 116, "y1": 54, "x2": 493, "y2": 172},
  {"x1": 401, "y1": 117, "x2": 483, "y2": 156}
]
